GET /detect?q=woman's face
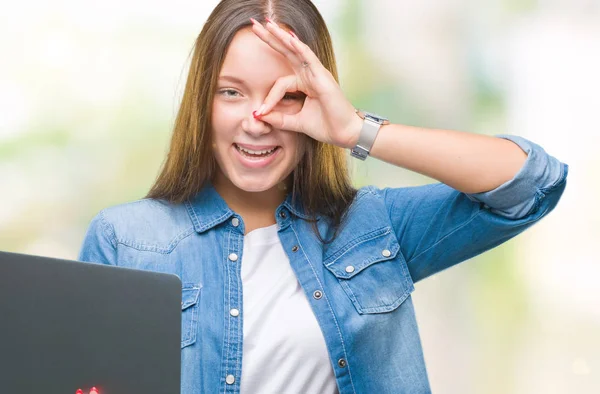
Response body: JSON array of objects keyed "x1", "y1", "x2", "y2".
[{"x1": 211, "y1": 27, "x2": 306, "y2": 195}]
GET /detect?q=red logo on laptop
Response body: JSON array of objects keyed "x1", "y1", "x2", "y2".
[{"x1": 76, "y1": 387, "x2": 99, "y2": 394}]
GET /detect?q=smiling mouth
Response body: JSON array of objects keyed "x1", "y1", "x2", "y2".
[{"x1": 234, "y1": 143, "x2": 280, "y2": 158}]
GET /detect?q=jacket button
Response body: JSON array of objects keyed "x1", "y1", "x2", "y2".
[
  {"x1": 228, "y1": 253, "x2": 238, "y2": 262},
  {"x1": 279, "y1": 211, "x2": 287, "y2": 219},
  {"x1": 225, "y1": 374, "x2": 235, "y2": 384},
  {"x1": 382, "y1": 249, "x2": 391, "y2": 257},
  {"x1": 313, "y1": 290, "x2": 323, "y2": 299},
  {"x1": 345, "y1": 265, "x2": 355, "y2": 273},
  {"x1": 338, "y1": 358, "x2": 347, "y2": 368},
  {"x1": 230, "y1": 308, "x2": 240, "y2": 317},
  {"x1": 291, "y1": 245, "x2": 299, "y2": 252},
  {"x1": 231, "y1": 218, "x2": 240, "y2": 227}
]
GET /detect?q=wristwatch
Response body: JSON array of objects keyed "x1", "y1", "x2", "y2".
[{"x1": 350, "y1": 109, "x2": 390, "y2": 160}]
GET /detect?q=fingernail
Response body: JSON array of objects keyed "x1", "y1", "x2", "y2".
[
  {"x1": 250, "y1": 18, "x2": 258, "y2": 25},
  {"x1": 265, "y1": 17, "x2": 272, "y2": 23},
  {"x1": 289, "y1": 31, "x2": 296, "y2": 38},
  {"x1": 257, "y1": 104, "x2": 266, "y2": 115},
  {"x1": 252, "y1": 110, "x2": 262, "y2": 119}
]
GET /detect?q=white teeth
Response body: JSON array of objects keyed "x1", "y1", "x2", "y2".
[{"x1": 236, "y1": 144, "x2": 277, "y2": 155}]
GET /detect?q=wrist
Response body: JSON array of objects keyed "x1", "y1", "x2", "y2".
[
  {"x1": 349, "y1": 109, "x2": 390, "y2": 160},
  {"x1": 344, "y1": 111, "x2": 364, "y2": 149}
]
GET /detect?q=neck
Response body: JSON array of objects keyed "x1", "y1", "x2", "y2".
[{"x1": 212, "y1": 172, "x2": 290, "y2": 231}]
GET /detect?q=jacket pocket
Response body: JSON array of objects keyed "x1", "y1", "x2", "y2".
[
  {"x1": 323, "y1": 226, "x2": 414, "y2": 314},
  {"x1": 181, "y1": 283, "x2": 202, "y2": 348}
]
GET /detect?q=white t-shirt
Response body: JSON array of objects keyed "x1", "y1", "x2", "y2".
[{"x1": 239, "y1": 223, "x2": 339, "y2": 394}]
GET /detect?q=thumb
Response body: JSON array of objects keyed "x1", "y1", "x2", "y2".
[{"x1": 258, "y1": 111, "x2": 302, "y2": 133}]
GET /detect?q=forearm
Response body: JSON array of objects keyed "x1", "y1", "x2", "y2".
[{"x1": 367, "y1": 124, "x2": 528, "y2": 194}]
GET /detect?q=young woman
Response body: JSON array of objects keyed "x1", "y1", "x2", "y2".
[{"x1": 79, "y1": 1, "x2": 568, "y2": 393}]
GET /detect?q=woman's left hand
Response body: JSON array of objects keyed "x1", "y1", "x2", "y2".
[{"x1": 250, "y1": 18, "x2": 362, "y2": 149}]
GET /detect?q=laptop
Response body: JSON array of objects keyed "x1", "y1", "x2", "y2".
[{"x1": 0, "y1": 251, "x2": 182, "y2": 394}]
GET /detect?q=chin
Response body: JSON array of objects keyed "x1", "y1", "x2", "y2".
[{"x1": 231, "y1": 174, "x2": 282, "y2": 193}]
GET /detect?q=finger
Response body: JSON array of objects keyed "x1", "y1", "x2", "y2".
[
  {"x1": 256, "y1": 75, "x2": 299, "y2": 116},
  {"x1": 250, "y1": 19, "x2": 299, "y2": 66},
  {"x1": 288, "y1": 36, "x2": 324, "y2": 76},
  {"x1": 265, "y1": 19, "x2": 327, "y2": 79},
  {"x1": 89, "y1": 388, "x2": 99, "y2": 394},
  {"x1": 259, "y1": 111, "x2": 302, "y2": 133},
  {"x1": 262, "y1": 20, "x2": 303, "y2": 65}
]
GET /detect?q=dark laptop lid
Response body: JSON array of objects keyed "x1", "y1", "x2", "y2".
[{"x1": 0, "y1": 251, "x2": 182, "y2": 394}]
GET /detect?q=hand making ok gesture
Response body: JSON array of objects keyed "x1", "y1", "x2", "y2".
[{"x1": 249, "y1": 18, "x2": 362, "y2": 149}]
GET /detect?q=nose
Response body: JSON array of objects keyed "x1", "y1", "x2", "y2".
[{"x1": 242, "y1": 110, "x2": 272, "y2": 137}]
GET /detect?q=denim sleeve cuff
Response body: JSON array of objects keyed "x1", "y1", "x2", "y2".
[{"x1": 465, "y1": 134, "x2": 568, "y2": 219}]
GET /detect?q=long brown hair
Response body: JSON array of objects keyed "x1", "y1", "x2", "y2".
[{"x1": 147, "y1": 0, "x2": 357, "y2": 243}]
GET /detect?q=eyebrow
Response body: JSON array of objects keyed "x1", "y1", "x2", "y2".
[{"x1": 218, "y1": 75, "x2": 247, "y2": 86}]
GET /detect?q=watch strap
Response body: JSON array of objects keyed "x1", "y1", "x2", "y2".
[{"x1": 350, "y1": 116, "x2": 382, "y2": 160}]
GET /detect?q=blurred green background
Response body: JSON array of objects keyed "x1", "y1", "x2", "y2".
[{"x1": 1, "y1": 0, "x2": 598, "y2": 392}]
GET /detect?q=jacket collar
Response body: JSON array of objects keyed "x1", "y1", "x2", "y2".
[{"x1": 185, "y1": 182, "x2": 311, "y2": 233}]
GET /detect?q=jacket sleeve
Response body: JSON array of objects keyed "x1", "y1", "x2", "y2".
[
  {"x1": 380, "y1": 134, "x2": 568, "y2": 283},
  {"x1": 78, "y1": 210, "x2": 118, "y2": 266}
]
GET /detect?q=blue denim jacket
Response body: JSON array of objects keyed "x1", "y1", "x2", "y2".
[{"x1": 79, "y1": 135, "x2": 567, "y2": 394}]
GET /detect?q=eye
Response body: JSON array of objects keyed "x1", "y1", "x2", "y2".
[
  {"x1": 218, "y1": 89, "x2": 241, "y2": 98},
  {"x1": 282, "y1": 92, "x2": 305, "y2": 101}
]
